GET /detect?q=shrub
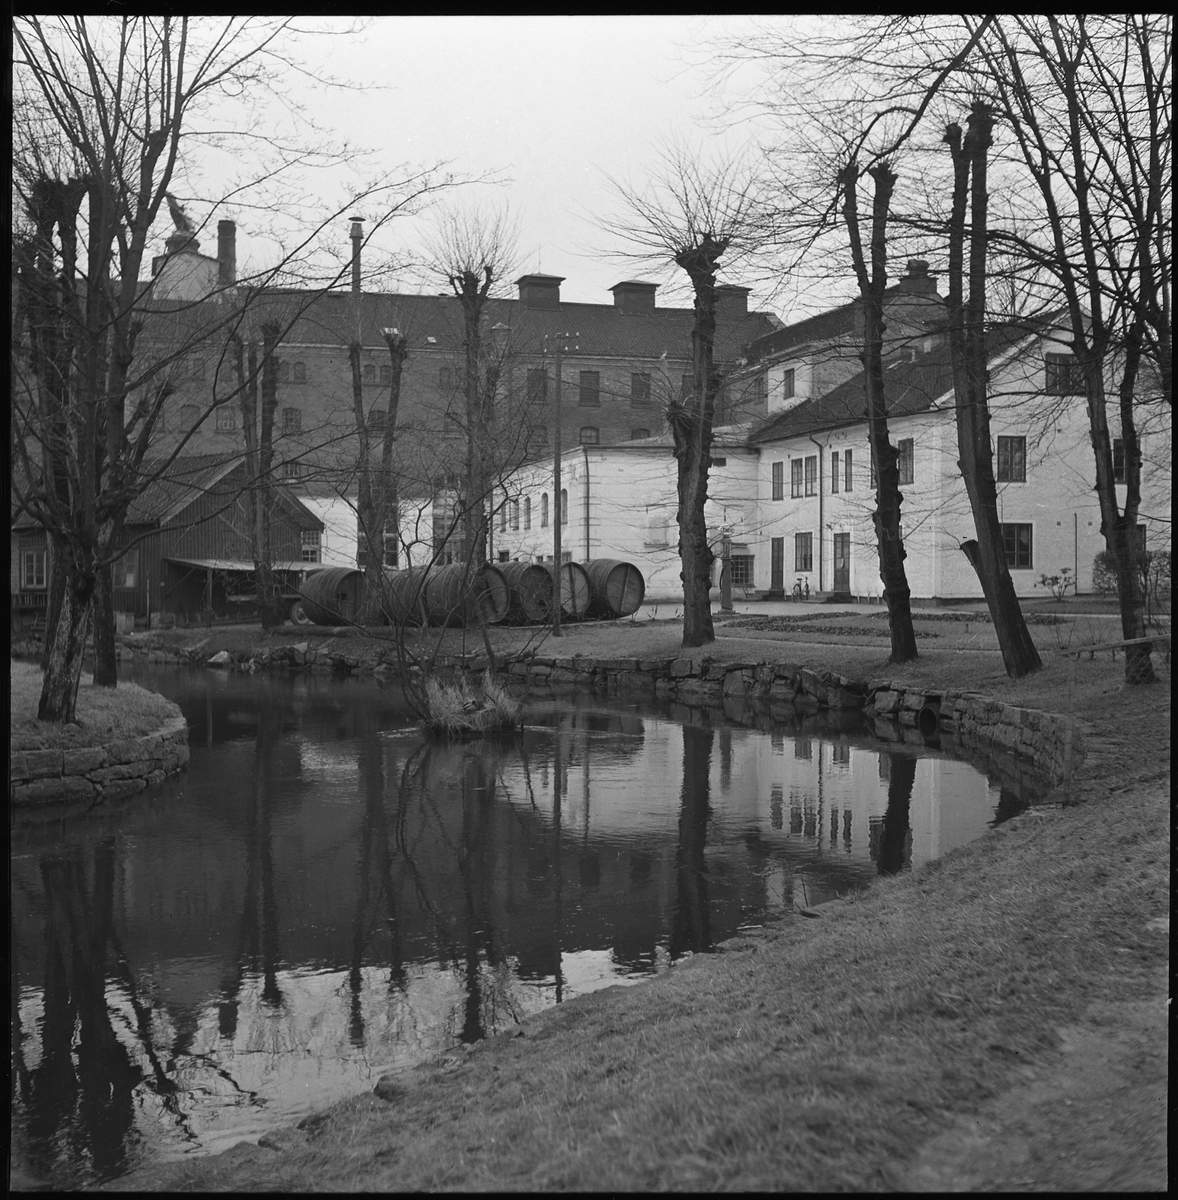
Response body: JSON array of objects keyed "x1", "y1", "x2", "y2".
[{"x1": 422, "y1": 671, "x2": 521, "y2": 739}]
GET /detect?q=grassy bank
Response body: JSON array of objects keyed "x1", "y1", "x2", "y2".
[
  {"x1": 108, "y1": 614, "x2": 1169, "y2": 1193},
  {"x1": 10, "y1": 661, "x2": 182, "y2": 752}
]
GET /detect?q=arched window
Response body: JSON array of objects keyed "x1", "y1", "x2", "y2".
[
  {"x1": 579, "y1": 426, "x2": 600, "y2": 445},
  {"x1": 380, "y1": 364, "x2": 392, "y2": 385},
  {"x1": 541, "y1": 493, "x2": 549, "y2": 527},
  {"x1": 560, "y1": 488, "x2": 568, "y2": 525},
  {"x1": 524, "y1": 497, "x2": 531, "y2": 530},
  {"x1": 363, "y1": 363, "x2": 376, "y2": 384},
  {"x1": 511, "y1": 499, "x2": 520, "y2": 530},
  {"x1": 630, "y1": 427, "x2": 651, "y2": 440},
  {"x1": 499, "y1": 497, "x2": 508, "y2": 531}
]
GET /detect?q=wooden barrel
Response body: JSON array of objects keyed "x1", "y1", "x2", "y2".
[
  {"x1": 497, "y1": 561, "x2": 553, "y2": 623},
  {"x1": 297, "y1": 567, "x2": 365, "y2": 625},
  {"x1": 540, "y1": 561, "x2": 591, "y2": 619},
  {"x1": 422, "y1": 563, "x2": 510, "y2": 627},
  {"x1": 583, "y1": 559, "x2": 645, "y2": 619},
  {"x1": 380, "y1": 567, "x2": 430, "y2": 626}
]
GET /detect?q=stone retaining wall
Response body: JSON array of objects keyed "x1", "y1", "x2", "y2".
[
  {"x1": 10, "y1": 716, "x2": 190, "y2": 807},
  {"x1": 493, "y1": 653, "x2": 1084, "y2": 788}
]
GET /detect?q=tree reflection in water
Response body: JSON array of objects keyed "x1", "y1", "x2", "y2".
[
  {"x1": 670, "y1": 722, "x2": 714, "y2": 959},
  {"x1": 877, "y1": 751, "x2": 918, "y2": 876}
]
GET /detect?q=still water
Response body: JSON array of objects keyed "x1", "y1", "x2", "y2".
[{"x1": 11, "y1": 664, "x2": 1039, "y2": 1188}]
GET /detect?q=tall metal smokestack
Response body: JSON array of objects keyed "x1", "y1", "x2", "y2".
[
  {"x1": 217, "y1": 220, "x2": 236, "y2": 287},
  {"x1": 349, "y1": 216, "x2": 364, "y2": 295}
]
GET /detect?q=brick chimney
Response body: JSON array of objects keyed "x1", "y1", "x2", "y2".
[
  {"x1": 350, "y1": 216, "x2": 364, "y2": 294},
  {"x1": 609, "y1": 280, "x2": 658, "y2": 315},
  {"x1": 715, "y1": 284, "x2": 750, "y2": 321},
  {"x1": 516, "y1": 273, "x2": 564, "y2": 310},
  {"x1": 217, "y1": 220, "x2": 236, "y2": 287},
  {"x1": 896, "y1": 259, "x2": 937, "y2": 294}
]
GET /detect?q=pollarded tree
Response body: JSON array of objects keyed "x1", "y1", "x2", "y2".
[
  {"x1": 11, "y1": 15, "x2": 458, "y2": 721},
  {"x1": 602, "y1": 147, "x2": 765, "y2": 648}
]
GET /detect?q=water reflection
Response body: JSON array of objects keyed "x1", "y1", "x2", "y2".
[{"x1": 10, "y1": 664, "x2": 1045, "y2": 1189}]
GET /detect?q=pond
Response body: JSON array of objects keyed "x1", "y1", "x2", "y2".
[{"x1": 10, "y1": 663, "x2": 1044, "y2": 1189}]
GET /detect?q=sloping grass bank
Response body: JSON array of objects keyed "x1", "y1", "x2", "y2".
[{"x1": 110, "y1": 627, "x2": 1169, "y2": 1193}]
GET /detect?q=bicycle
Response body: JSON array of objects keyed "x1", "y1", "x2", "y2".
[{"x1": 792, "y1": 576, "x2": 810, "y2": 601}]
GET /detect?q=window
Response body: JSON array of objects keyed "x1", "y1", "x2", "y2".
[
  {"x1": 362, "y1": 363, "x2": 376, "y2": 384},
  {"x1": 368, "y1": 408, "x2": 386, "y2": 431},
  {"x1": 278, "y1": 361, "x2": 291, "y2": 384},
  {"x1": 996, "y1": 435, "x2": 1026, "y2": 482},
  {"x1": 528, "y1": 424, "x2": 548, "y2": 454},
  {"x1": 1001, "y1": 523, "x2": 1033, "y2": 569},
  {"x1": 730, "y1": 555, "x2": 754, "y2": 587},
  {"x1": 439, "y1": 366, "x2": 453, "y2": 389},
  {"x1": 897, "y1": 438, "x2": 914, "y2": 485},
  {"x1": 511, "y1": 499, "x2": 520, "y2": 530},
  {"x1": 791, "y1": 459, "x2": 803, "y2": 498},
  {"x1": 180, "y1": 404, "x2": 199, "y2": 431},
  {"x1": 772, "y1": 461, "x2": 784, "y2": 501},
  {"x1": 215, "y1": 405, "x2": 236, "y2": 432},
  {"x1": 112, "y1": 549, "x2": 137, "y2": 589},
  {"x1": 524, "y1": 497, "x2": 532, "y2": 530},
  {"x1": 630, "y1": 372, "x2": 651, "y2": 405},
  {"x1": 526, "y1": 368, "x2": 548, "y2": 406},
  {"x1": 293, "y1": 362, "x2": 306, "y2": 383},
  {"x1": 795, "y1": 532, "x2": 813, "y2": 572},
  {"x1": 300, "y1": 529, "x2": 321, "y2": 564},
  {"x1": 831, "y1": 450, "x2": 840, "y2": 493},
  {"x1": 748, "y1": 374, "x2": 767, "y2": 406},
  {"x1": 844, "y1": 449, "x2": 853, "y2": 492},
  {"x1": 578, "y1": 370, "x2": 600, "y2": 406},
  {"x1": 781, "y1": 368, "x2": 795, "y2": 399},
  {"x1": 579, "y1": 426, "x2": 600, "y2": 445},
  {"x1": 712, "y1": 456, "x2": 726, "y2": 467},
  {"x1": 499, "y1": 500, "x2": 508, "y2": 532},
  {"x1": 382, "y1": 526, "x2": 398, "y2": 568},
  {"x1": 282, "y1": 406, "x2": 301, "y2": 434},
  {"x1": 21, "y1": 548, "x2": 47, "y2": 589},
  {"x1": 831, "y1": 743, "x2": 851, "y2": 767},
  {"x1": 280, "y1": 460, "x2": 302, "y2": 481},
  {"x1": 631, "y1": 428, "x2": 651, "y2": 440},
  {"x1": 1112, "y1": 438, "x2": 1125, "y2": 483},
  {"x1": 804, "y1": 455, "x2": 817, "y2": 496},
  {"x1": 560, "y1": 487, "x2": 568, "y2": 525},
  {"x1": 541, "y1": 493, "x2": 549, "y2": 527},
  {"x1": 1045, "y1": 352, "x2": 1084, "y2": 395},
  {"x1": 380, "y1": 364, "x2": 392, "y2": 385}
]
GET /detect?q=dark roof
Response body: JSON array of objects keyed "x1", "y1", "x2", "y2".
[
  {"x1": 231, "y1": 289, "x2": 779, "y2": 364},
  {"x1": 741, "y1": 283, "x2": 945, "y2": 366},
  {"x1": 750, "y1": 320, "x2": 1044, "y2": 444}
]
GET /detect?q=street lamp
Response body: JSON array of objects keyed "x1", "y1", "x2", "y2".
[{"x1": 544, "y1": 331, "x2": 579, "y2": 638}]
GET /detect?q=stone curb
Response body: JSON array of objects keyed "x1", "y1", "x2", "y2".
[{"x1": 11, "y1": 715, "x2": 190, "y2": 808}]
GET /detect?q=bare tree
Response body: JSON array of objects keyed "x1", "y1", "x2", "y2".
[
  {"x1": 426, "y1": 205, "x2": 520, "y2": 571},
  {"x1": 11, "y1": 15, "x2": 458, "y2": 721},
  {"x1": 839, "y1": 159, "x2": 918, "y2": 663},
  {"x1": 602, "y1": 148, "x2": 765, "y2": 647},
  {"x1": 943, "y1": 103, "x2": 1041, "y2": 678}
]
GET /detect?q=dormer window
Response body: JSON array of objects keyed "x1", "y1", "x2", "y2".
[{"x1": 781, "y1": 368, "x2": 795, "y2": 399}]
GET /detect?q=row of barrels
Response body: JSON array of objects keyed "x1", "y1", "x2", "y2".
[{"x1": 298, "y1": 559, "x2": 644, "y2": 628}]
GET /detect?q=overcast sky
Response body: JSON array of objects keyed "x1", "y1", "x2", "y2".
[{"x1": 212, "y1": 15, "x2": 799, "y2": 316}]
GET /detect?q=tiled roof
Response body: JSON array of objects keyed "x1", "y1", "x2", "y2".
[
  {"x1": 750, "y1": 320, "x2": 1045, "y2": 444},
  {"x1": 126, "y1": 454, "x2": 243, "y2": 524},
  {"x1": 233, "y1": 289, "x2": 779, "y2": 364}
]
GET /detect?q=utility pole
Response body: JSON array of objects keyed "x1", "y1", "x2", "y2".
[{"x1": 547, "y1": 332, "x2": 578, "y2": 638}]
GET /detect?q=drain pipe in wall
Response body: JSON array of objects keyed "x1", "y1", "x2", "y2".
[{"x1": 809, "y1": 434, "x2": 825, "y2": 593}]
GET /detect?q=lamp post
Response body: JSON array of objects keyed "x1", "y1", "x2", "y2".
[{"x1": 545, "y1": 332, "x2": 579, "y2": 638}]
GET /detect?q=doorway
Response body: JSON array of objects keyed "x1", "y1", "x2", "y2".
[
  {"x1": 833, "y1": 532, "x2": 850, "y2": 594},
  {"x1": 770, "y1": 537, "x2": 784, "y2": 596}
]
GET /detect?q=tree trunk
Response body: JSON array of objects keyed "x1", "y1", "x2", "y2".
[
  {"x1": 91, "y1": 559, "x2": 118, "y2": 686},
  {"x1": 840, "y1": 161, "x2": 918, "y2": 663},
  {"x1": 944, "y1": 108, "x2": 1041, "y2": 678},
  {"x1": 349, "y1": 342, "x2": 383, "y2": 623},
  {"x1": 38, "y1": 563, "x2": 95, "y2": 723},
  {"x1": 40, "y1": 533, "x2": 68, "y2": 674},
  {"x1": 672, "y1": 238, "x2": 727, "y2": 649}
]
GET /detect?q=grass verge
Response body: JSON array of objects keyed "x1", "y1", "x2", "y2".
[{"x1": 10, "y1": 660, "x2": 182, "y2": 752}]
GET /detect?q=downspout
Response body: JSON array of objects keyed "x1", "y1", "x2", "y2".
[
  {"x1": 582, "y1": 445, "x2": 591, "y2": 560},
  {"x1": 809, "y1": 434, "x2": 825, "y2": 593}
]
